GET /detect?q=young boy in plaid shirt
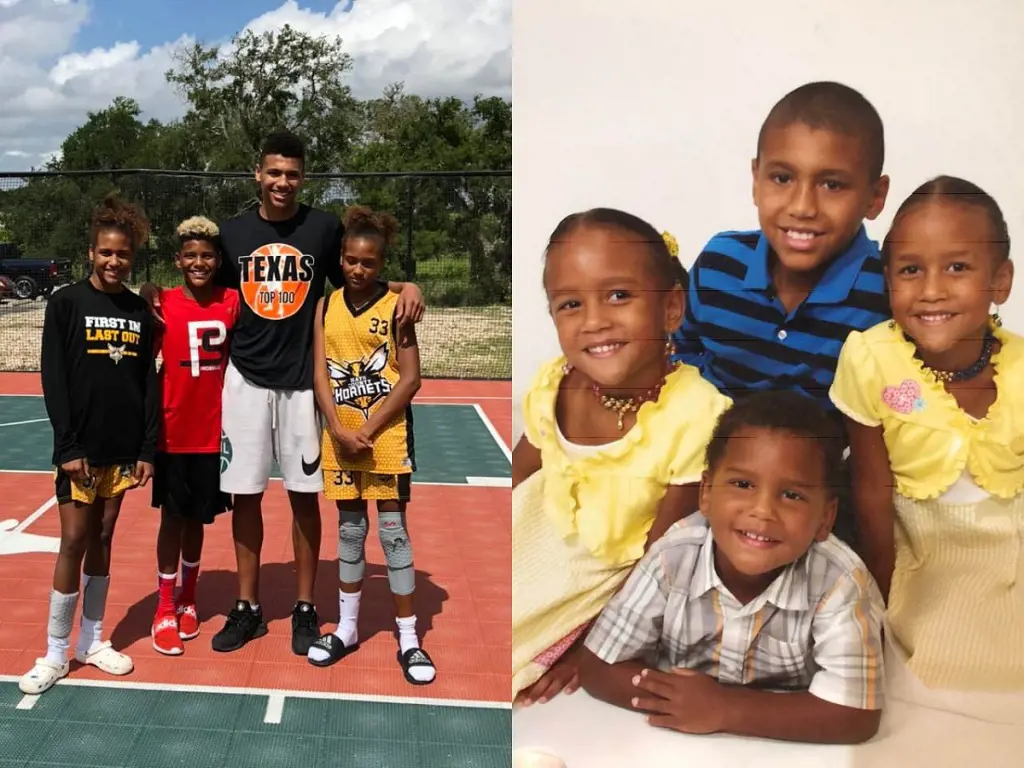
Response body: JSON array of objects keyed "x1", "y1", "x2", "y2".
[{"x1": 578, "y1": 392, "x2": 885, "y2": 745}]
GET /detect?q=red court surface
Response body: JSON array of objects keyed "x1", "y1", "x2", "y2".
[{"x1": 0, "y1": 374, "x2": 511, "y2": 706}]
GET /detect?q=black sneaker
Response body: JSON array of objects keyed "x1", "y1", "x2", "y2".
[
  {"x1": 212, "y1": 600, "x2": 267, "y2": 652},
  {"x1": 291, "y1": 601, "x2": 320, "y2": 655}
]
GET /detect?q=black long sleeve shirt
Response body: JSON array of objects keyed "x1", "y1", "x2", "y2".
[{"x1": 40, "y1": 279, "x2": 160, "y2": 467}]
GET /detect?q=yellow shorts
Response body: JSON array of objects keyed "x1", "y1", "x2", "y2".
[
  {"x1": 323, "y1": 470, "x2": 411, "y2": 502},
  {"x1": 54, "y1": 463, "x2": 139, "y2": 505}
]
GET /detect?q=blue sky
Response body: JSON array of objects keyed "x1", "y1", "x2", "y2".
[{"x1": 76, "y1": 0, "x2": 342, "y2": 51}]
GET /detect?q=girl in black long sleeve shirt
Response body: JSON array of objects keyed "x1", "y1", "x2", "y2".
[{"x1": 20, "y1": 195, "x2": 158, "y2": 696}]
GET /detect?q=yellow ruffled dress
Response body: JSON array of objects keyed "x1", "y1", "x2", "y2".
[
  {"x1": 831, "y1": 322, "x2": 1024, "y2": 722},
  {"x1": 511, "y1": 357, "x2": 731, "y2": 697}
]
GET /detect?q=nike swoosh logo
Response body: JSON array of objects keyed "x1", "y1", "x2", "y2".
[{"x1": 302, "y1": 453, "x2": 321, "y2": 475}]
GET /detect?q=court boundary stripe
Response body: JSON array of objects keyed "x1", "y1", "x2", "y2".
[
  {"x1": 0, "y1": 470, "x2": 507, "y2": 487},
  {"x1": 472, "y1": 404, "x2": 512, "y2": 462},
  {"x1": 0, "y1": 418, "x2": 48, "y2": 428},
  {"x1": 12, "y1": 496, "x2": 56, "y2": 533},
  {"x1": 0, "y1": 675, "x2": 512, "y2": 710}
]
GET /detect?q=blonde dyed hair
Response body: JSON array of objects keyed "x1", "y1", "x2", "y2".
[{"x1": 176, "y1": 216, "x2": 220, "y2": 243}]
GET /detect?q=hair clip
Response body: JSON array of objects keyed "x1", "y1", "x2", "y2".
[{"x1": 661, "y1": 231, "x2": 679, "y2": 260}]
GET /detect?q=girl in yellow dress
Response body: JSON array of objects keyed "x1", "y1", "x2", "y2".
[
  {"x1": 512, "y1": 208, "x2": 731, "y2": 704},
  {"x1": 831, "y1": 176, "x2": 1024, "y2": 723}
]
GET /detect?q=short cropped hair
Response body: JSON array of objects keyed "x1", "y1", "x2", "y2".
[
  {"x1": 260, "y1": 130, "x2": 306, "y2": 167},
  {"x1": 705, "y1": 391, "x2": 846, "y2": 498},
  {"x1": 757, "y1": 81, "x2": 885, "y2": 181}
]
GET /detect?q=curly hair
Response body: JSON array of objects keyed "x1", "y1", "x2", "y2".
[
  {"x1": 90, "y1": 193, "x2": 151, "y2": 251},
  {"x1": 176, "y1": 216, "x2": 220, "y2": 248},
  {"x1": 342, "y1": 205, "x2": 400, "y2": 256}
]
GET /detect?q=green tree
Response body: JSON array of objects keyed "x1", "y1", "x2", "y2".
[{"x1": 166, "y1": 24, "x2": 361, "y2": 172}]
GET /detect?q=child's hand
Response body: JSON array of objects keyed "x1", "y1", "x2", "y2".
[
  {"x1": 134, "y1": 461, "x2": 154, "y2": 487},
  {"x1": 331, "y1": 426, "x2": 373, "y2": 456},
  {"x1": 139, "y1": 283, "x2": 164, "y2": 325},
  {"x1": 62, "y1": 458, "x2": 93, "y2": 487},
  {"x1": 395, "y1": 284, "x2": 425, "y2": 326},
  {"x1": 515, "y1": 653, "x2": 581, "y2": 707},
  {"x1": 630, "y1": 667, "x2": 726, "y2": 735}
]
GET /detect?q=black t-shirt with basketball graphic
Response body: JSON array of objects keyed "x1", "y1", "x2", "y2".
[{"x1": 215, "y1": 205, "x2": 344, "y2": 390}]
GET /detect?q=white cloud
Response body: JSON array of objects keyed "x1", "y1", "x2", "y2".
[
  {"x1": 0, "y1": 0, "x2": 510, "y2": 171},
  {"x1": 244, "y1": 0, "x2": 512, "y2": 100}
]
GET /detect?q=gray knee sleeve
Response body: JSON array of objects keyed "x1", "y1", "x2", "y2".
[
  {"x1": 47, "y1": 590, "x2": 79, "y2": 639},
  {"x1": 338, "y1": 509, "x2": 368, "y2": 583},
  {"x1": 81, "y1": 574, "x2": 110, "y2": 622},
  {"x1": 378, "y1": 509, "x2": 414, "y2": 595}
]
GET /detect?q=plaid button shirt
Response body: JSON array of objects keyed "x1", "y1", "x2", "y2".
[{"x1": 584, "y1": 518, "x2": 885, "y2": 710}]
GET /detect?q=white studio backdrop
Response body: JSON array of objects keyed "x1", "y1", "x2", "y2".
[{"x1": 511, "y1": 0, "x2": 1024, "y2": 442}]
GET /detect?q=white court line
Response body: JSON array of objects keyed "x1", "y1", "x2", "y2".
[
  {"x1": 0, "y1": 674, "x2": 512, "y2": 710},
  {"x1": 16, "y1": 694, "x2": 39, "y2": 710},
  {"x1": 264, "y1": 693, "x2": 285, "y2": 724},
  {"x1": 473, "y1": 404, "x2": 512, "y2": 462},
  {"x1": 467, "y1": 476, "x2": 512, "y2": 488},
  {"x1": 13, "y1": 496, "x2": 56, "y2": 534},
  {"x1": 0, "y1": 418, "x2": 48, "y2": 428},
  {"x1": 0, "y1": 470, "x2": 503, "y2": 489}
]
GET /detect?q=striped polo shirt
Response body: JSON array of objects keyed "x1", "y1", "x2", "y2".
[{"x1": 671, "y1": 226, "x2": 890, "y2": 410}]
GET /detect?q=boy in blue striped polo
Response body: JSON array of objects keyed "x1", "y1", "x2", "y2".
[{"x1": 673, "y1": 81, "x2": 891, "y2": 413}]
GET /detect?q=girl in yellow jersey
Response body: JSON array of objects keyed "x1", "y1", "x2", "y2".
[
  {"x1": 307, "y1": 205, "x2": 434, "y2": 685},
  {"x1": 832, "y1": 176, "x2": 1024, "y2": 723}
]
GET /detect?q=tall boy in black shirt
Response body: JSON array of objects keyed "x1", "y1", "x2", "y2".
[{"x1": 19, "y1": 196, "x2": 159, "y2": 696}]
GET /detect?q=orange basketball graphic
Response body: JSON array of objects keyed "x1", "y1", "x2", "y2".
[{"x1": 238, "y1": 243, "x2": 315, "y2": 321}]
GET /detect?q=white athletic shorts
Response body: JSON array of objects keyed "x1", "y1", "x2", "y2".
[{"x1": 219, "y1": 361, "x2": 325, "y2": 495}]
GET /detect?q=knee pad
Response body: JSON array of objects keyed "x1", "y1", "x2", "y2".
[
  {"x1": 338, "y1": 509, "x2": 368, "y2": 583},
  {"x1": 378, "y1": 509, "x2": 414, "y2": 595}
]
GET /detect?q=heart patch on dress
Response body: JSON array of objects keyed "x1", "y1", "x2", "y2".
[{"x1": 882, "y1": 379, "x2": 925, "y2": 414}]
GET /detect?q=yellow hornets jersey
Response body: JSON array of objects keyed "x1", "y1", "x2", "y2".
[{"x1": 320, "y1": 285, "x2": 413, "y2": 474}]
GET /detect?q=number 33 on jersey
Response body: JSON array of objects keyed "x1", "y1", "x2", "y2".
[{"x1": 156, "y1": 286, "x2": 240, "y2": 454}]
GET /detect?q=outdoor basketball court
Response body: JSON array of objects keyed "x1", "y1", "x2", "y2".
[{"x1": 0, "y1": 373, "x2": 512, "y2": 767}]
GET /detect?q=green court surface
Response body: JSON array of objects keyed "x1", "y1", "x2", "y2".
[
  {"x1": 0, "y1": 396, "x2": 510, "y2": 485},
  {"x1": 0, "y1": 681, "x2": 511, "y2": 767}
]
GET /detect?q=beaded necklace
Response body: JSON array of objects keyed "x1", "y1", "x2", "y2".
[
  {"x1": 563, "y1": 358, "x2": 680, "y2": 430},
  {"x1": 913, "y1": 330, "x2": 997, "y2": 383}
]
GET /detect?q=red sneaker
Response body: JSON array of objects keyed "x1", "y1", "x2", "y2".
[
  {"x1": 177, "y1": 602, "x2": 200, "y2": 640},
  {"x1": 152, "y1": 614, "x2": 183, "y2": 656}
]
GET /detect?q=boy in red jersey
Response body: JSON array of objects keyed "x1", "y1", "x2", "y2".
[{"x1": 150, "y1": 216, "x2": 239, "y2": 655}]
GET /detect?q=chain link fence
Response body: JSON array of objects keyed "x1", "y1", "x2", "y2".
[{"x1": 0, "y1": 170, "x2": 510, "y2": 379}]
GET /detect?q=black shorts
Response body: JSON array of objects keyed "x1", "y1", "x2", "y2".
[{"x1": 152, "y1": 453, "x2": 231, "y2": 525}]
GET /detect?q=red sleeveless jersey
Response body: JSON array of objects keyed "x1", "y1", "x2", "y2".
[{"x1": 156, "y1": 286, "x2": 240, "y2": 453}]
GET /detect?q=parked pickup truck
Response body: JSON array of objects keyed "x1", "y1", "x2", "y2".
[{"x1": 0, "y1": 256, "x2": 73, "y2": 299}]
